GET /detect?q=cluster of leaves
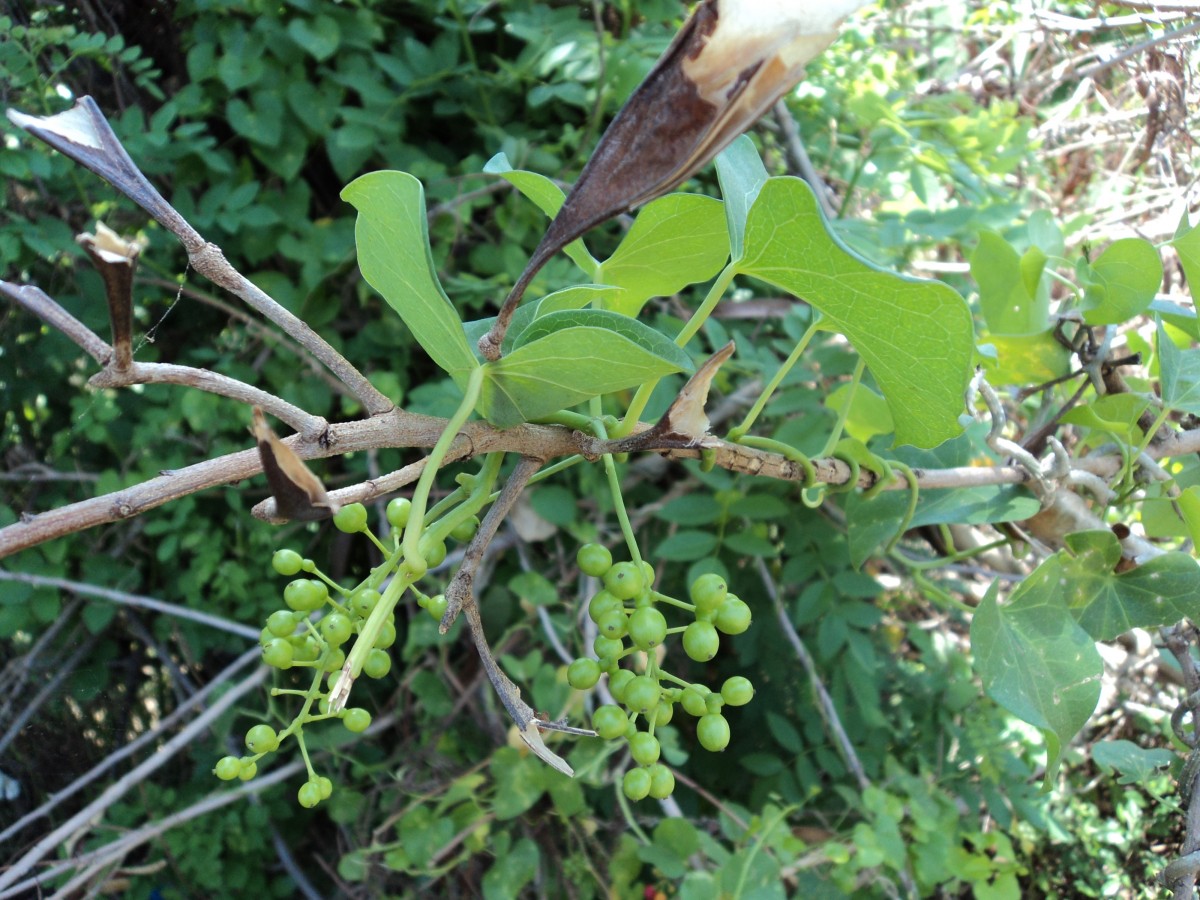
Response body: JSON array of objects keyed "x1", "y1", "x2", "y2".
[{"x1": 3, "y1": 2, "x2": 1198, "y2": 899}]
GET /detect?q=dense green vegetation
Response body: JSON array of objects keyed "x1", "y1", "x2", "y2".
[{"x1": 1, "y1": 1, "x2": 1197, "y2": 897}]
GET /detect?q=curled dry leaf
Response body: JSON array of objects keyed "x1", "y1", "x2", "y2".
[{"x1": 251, "y1": 407, "x2": 338, "y2": 523}]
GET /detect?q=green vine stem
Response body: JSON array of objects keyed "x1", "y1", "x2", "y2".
[
  {"x1": 728, "y1": 313, "x2": 824, "y2": 442},
  {"x1": 592, "y1": 398, "x2": 643, "y2": 567},
  {"x1": 819, "y1": 356, "x2": 866, "y2": 457}
]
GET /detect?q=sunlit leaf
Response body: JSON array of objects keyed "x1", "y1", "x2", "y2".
[
  {"x1": 1158, "y1": 317, "x2": 1200, "y2": 415},
  {"x1": 1080, "y1": 238, "x2": 1162, "y2": 326}
]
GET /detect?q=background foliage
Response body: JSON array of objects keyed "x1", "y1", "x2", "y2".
[{"x1": 1, "y1": 0, "x2": 1197, "y2": 897}]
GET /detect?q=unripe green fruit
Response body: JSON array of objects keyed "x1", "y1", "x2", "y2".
[
  {"x1": 238, "y1": 760, "x2": 257, "y2": 781},
  {"x1": 374, "y1": 618, "x2": 397, "y2": 650},
  {"x1": 320, "y1": 613, "x2": 353, "y2": 646},
  {"x1": 568, "y1": 658, "x2": 602, "y2": 690},
  {"x1": 647, "y1": 763, "x2": 675, "y2": 799},
  {"x1": 603, "y1": 562, "x2": 644, "y2": 601},
  {"x1": 450, "y1": 516, "x2": 480, "y2": 543},
  {"x1": 245, "y1": 724, "x2": 278, "y2": 754},
  {"x1": 715, "y1": 596, "x2": 752, "y2": 635},
  {"x1": 333, "y1": 503, "x2": 368, "y2": 534},
  {"x1": 214, "y1": 756, "x2": 242, "y2": 781},
  {"x1": 588, "y1": 590, "x2": 623, "y2": 623},
  {"x1": 628, "y1": 731, "x2": 661, "y2": 766},
  {"x1": 284, "y1": 579, "x2": 328, "y2": 612},
  {"x1": 623, "y1": 675, "x2": 660, "y2": 716},
  {"x1": 639, "y1": 560, "x2": 655, "y2": 588},
  {"x1": 272, "y1": 549, "x2": 304, "y2": 576},
  {"x1": 593, "y1": 634, "x2": 624, "y2": 660},
  {"x1": 321, "y1": 647, "x2": 346, "y2": 672},
  {"x1": 681, "y1": 685, "x2": 711, "y2": 717},
  {"x1": 690, "y1": 573, "x2": 728, "y2": 614},
  {"x1": 577, "y1": 543, "x2": 613, "y2": 578},
  {"x1": 418, "y1": 534, "x2": 447, "y2": 568},
  {"x1": 351, "y1": 589, "x2": 381, "y2": 618},
  {"x1": 342, "y1": 708, "x2": 372, "y2": 733},
  {"x1": 628, "y1": 607, "x2": 667, "y2": 650},
  {"x1": 622, "y1": 767, "x2": 651, "y2": 801},
  {"x1": 592, "y1": 704, "x2": 629, "y2": 740},
  {"x1": 318, "y1": 776, "x2": 333, "y2": 799},
  {"x1": 297, "y1": 782, "x2": 321, "y2": 808},
  {"x1": 363, "y1": 649, "x2": 392, "y2": 679},
  {"x1": 721, "y1": 675, "x2": 755, "y2": 706},
  {"x1": 424, "y1": 593, "x2": 448, "y2": 622},
  {"x1": 262, "y1": 638, "x2": 294, "y2": 670},
  {"x1": 608, "y1": 669, "x2": 635, "y2": 704},
  {"x1": 267, "y1": 609, "x2": 297, "y2": 638},
  {"x1": 682, "y1": 620, "x2": 720, "y2": 661},
  {"x1": 597, "y1": 609, "x2": 628, "y2": 640},
  {"x1": 697, "y1": 713, "x2": 730, "y2": 752},
  {"x1": 385, "y1": 497, "x2": 411, "y2": 529},
  {"x1": 653, "y1": 702, "x2": 675, "y2": 727},
  {"x1": 292, "y1": 635, "x2": 322, "y2": 662}
]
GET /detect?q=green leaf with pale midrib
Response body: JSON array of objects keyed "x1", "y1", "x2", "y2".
[
  {"x1": 737, "y1": 177, "x2": 974, "y2": 448},
  {"x1": 342, "y1": 171, "x2": 478, "y2": 387}
]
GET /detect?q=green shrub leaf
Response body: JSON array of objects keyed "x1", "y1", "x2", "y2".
[
  {"x1": 1080, "y1": 237, "x2": 1162, "y2": 325},
  {"x1": 342, "y1": 170, "x2": 479, "y2": 388},
  {"x1": 739, "y1": 177, "x2": 973, "y2": 448}
]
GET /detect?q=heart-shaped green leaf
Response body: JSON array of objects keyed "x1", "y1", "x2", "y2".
[
  {"x1": 1158, "y1": 316, "x2": 1200, "y2": 415},
  {"x1": 739, "y1": 177, "x2": 974, "y2": 448},
  {"x1": 1080, "y1": 237, "x2": 1162, "y2": 325}
]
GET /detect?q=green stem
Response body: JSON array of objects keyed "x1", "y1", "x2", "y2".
[
  {"x1": 819, "y1": 356, "x2": 865, "y2": 457},
  {"x1": 729, "y1": 314, "x2": 824, "y2": 441},
  {"x1": 592, "y1": 402, "x2": 642, "y2": 567},
  {"x1": 616, "y1": 263, "x2": 737, "y2": 436},
  {"x1": 402, "y1": 365, "x2": 484, "y2": 571}
]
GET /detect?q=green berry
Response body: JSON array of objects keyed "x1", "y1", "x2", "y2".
[
  {"x1": 298, "y1": 782, "x2": 322, "y2": 808},
  {"x1": 592, "y1": 704, "x2": 629, "y2": 740},
  {"x1": 333, "y1": 503, "x2": 368, "y2": 534},
  {"x1": 588, "y1": 590, "x2": 623, "y2": 623},
  {"x1": 318, "y1": 776, "x2": 333, "y2": 799},
  {"x1": 272, "y1": 549, "x2": 304, "y2": 576},
  {"x1": 654, "y1": 702, "x2": 675, "y2": 727},
  {"x1": 262, "y1": 638, "x2": 294, "y2": 670},
  {"x1": 697, "y1": 713, "x2": 731, "y2": 752},
  {"x1": 266, "y1": 609, "x2": 297, "y2": 638},
  {"x1": 681, "y1": 685, "x2": 711, "y2": 717},
  {"x1": 374, "y1": 618, "x2": 397, "y2": 650},
  {"x1": 597, "y1": 609, "x2": 628, "y2": 640},
  {"x1": 450, "y1": 516, "x2": 480, "y2": 543},
  {"x1": 682, "y1": 620, "x2": 720, "y2": 661},
  {"x1": 214, "y1": 756, "x2": 242, "y2": 781},
  {"x1": 690, "y1": 573, "x2": 727, "y2": 614},
  {"x1": 593, "y1": 635, "x2": 624, "y2": 661},
  {"x1": 628, "y1": 607, "x2": 667, "y2": 651},
  {"x1": 418, "y1": 534, "x2": 447, "y2": 568},
  {"x1": 623, "y1": 675, "x2": 660, "y2": 716},
  {"x1": 292, "y1": 634, "x2": 321, "y2": 662},
  {"x1": 647, "y1": 764, "x2": 675, "y2": 799},
  {"x1": 386, "y1": 497, "x2": 412, "y2": 529},
  {"x1": 705, "y1": 692, "x2": 725, "y2": 714},
  {"x1": 238, "y1": 760, "x2": 257, "y2": 781},
  {"x1": 721, "y1": 676, "x2": 755, "y2": 706},
  {"x1": 715, "y1": 596, "x2": 752, "y2": 635},
  {"x1": 608, "y1": 669, "x2": 635, "y2": 704},
  {"x1": 628, "y1": 731, "x2": 661, "y2": 766},
  {"x1": 259, "y1": 625, "x2": 275, "y2": 647},
  {"x1": 364, "y1": 649, "x2": 392, "y2": 679},
  {"x1": 424, "y1": 593, "x2": 448, "y2": 622},
  {"x1": 577, "y1": 543, "x2": 613, "y2": 578},
  {"x1": 622, "y1": 767, "x2": 651, "y2": 801},
  {"x1": 343, "y1": 707, "x2": 372, "y2": 733},
  {"x1": 603, "y1": 562, "x2": 644, "y2": 601},
  {"x1": 639, "y1": 560, "x2": 655, "y2": 588},
  {"x1": 321, "y1": 647, "x2": 347, "y2": 672},
  {"x1": 245, "y1": 724, "x2": 278, "y2": 754},
  {"x1": 284, "y1": 579, "x2": 328, "y2": 612},
  {"x1": 351, "y1": 589, "x2": 381, "y2": 618},
  {"x1": 320, "y1": 613, "x2": 353, "y2": 646},
  {"x1": 568, "y1": 658, "x2": 602, "y2": 690}
]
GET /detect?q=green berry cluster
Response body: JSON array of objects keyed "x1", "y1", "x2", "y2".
[
  {"x1": 569, "y1": 545, "x2": 755, "y2": 801},
  {"x1": 216, "y1": 498, "x2": 482, "y2": 806}
]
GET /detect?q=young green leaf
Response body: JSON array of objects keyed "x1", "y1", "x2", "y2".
[
  {"x1": 478, "y1": 311, "x2": 693, "y2": 428},
  {"x1": 482, "y1": 152, "x2": 598, "y2": 276},
  {"x1": 463, "y1": 285, "x2": 623, "y2": 356},
  {"x1": 971, "y1": 568, "x2": 1102, "y2": 784},
  {"x1": 971, "y1": 231, "x2": 1049, "y2": 336},
  {"x1": 1157, "y1": 316, "x2": 1200, "y2": 415},
  {"x1": 1079, "y1": 237, "x2": 1163, "y2": 326},
  {"x1": 715, "y1": 134, "x2": 768, "y2": 262},
  {"x1": 594, "y1": 193, "x2": 730, "y2": 317},
  {"x1": 341, "y1": 171, "x2": 478, "y2": 387},
  {"x1": 739, "y1": 177, "x2": 974, "y2": 448}
]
